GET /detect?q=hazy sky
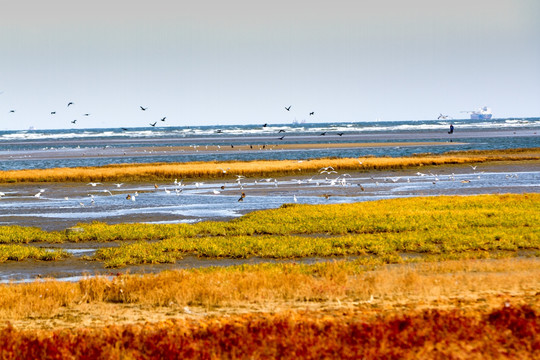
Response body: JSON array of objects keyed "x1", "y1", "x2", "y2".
[{"x1": 1, "y1": 0, "x2": 539, "y2": 130}]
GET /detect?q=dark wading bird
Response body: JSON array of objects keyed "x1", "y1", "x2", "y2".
[{"x1": 238, "y1": 192, "x2": 246, "y2": 202}]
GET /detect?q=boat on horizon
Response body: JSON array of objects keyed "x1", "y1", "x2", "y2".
[{"x1": 468, "y1": 106, "x2": 493, "y2": 120}]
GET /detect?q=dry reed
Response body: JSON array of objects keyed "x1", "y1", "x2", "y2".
[
  {"x1": 1, "y1": 258, "x2": 538, "y2": 321},
  {"x1": 0, "y1": 147, "x2": 538, "y2": 183}
]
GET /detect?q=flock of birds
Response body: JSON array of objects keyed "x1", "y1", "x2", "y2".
[
  {"x1": 6, "y1": 102, "x2": 353, "y2": 139},
  {"x1": 0, "y1": 164, "x2": 518, "y2": 210},
  {"x1": 6, "y1": 102, "x2": 318, "y2": 131}
]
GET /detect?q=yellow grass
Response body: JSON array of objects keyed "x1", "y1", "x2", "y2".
[
  {"x1": 0, "y1": 257, "x2": 539, "y2": 328},
  {"x1": 0, "y1": 147, "x2": 538, "y2": 183}
]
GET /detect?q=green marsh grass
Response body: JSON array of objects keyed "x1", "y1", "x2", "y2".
[
  {"x1": 0, "y1": 245, "x2": 68, "y2": 262},
  {"x1": 0, "y1": 194, "x2": 538, "y2": 266},
  {"x1": 90, "y1": 194, "x2": 539, "y2": 267}
]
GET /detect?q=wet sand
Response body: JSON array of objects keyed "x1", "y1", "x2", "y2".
[{"x1": 1, "y1": 141, "x2": 463, "y2": 161}]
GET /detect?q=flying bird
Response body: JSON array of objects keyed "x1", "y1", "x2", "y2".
[
  {"x1": 149, "y1": 122, "x2": 157, "y2": 127},
  {"x1": 140, "y1": 106, "x2": 148, "y2": 111},
  {"x1": 71, "y1": 120, "x2": 77, "y2": 124},
  {"x1": 278, "y1": 129, "x2": 285, "y2": 133},
  {"x1": 438, "y1": 114, "x2": 449, "y2": 120},
  {"x1": 320, "y1": 132, "x2": 326, "y2": 136},
  {"x1": 285, "y1": 106, "x2": 291, "y2": 111},
  {"x1": 337, "y1": 132, "x2": 344, "y2": 136},
  {"x1": 50, "y1": 111, "x2": 56, "y2": 115},
  {"x1": 9, "y1": 110, "x2": 15, "y2": 113},
  {"x1": 309, "y1": 112, "x2": 314, "y2": 116},
  {"x1": 83, "y1": 113, "x2": 90, "y2": 116},
  {"x1": 160, "y1": 117, "x2": 166, "y2": 121},
  {"x1": 67, "y1": 102, "x2": 73, "y2": 107},
  {"x1": 262, "y1": 123, "x2": 268, "y2": 127},
  {"x1": 278, "y1": 136, "x2": 285, "y2": 140},
  {"x1": 87, "y1": 182, "x2": 101, "y2": 187}
]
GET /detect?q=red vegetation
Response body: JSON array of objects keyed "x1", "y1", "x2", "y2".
[{"x1": 0, "y1": 304, "x2": 538, "y2": 359}]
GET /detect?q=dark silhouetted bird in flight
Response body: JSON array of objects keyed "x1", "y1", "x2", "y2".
[
  {"x1": 149, "y1": 122, "x2": 157, "y2": 127},
  {"x1": 140, "y1": 106, "x2": 148, "y2": 111},
  {"x1": 71, "y1": 120, "x2": 77, "y2": 124},
  {"x1": 67, "y1": 102, "x2": 73, "y2": 107},
  {"x1": 337, "y1": 132, "x2": 344, "y2": 136},
  {"x1": 278, "y1": 136, "x2": 285, "y2": 140},
  {"x1": 83, "y1": 113, "x2": 90, "y2": 116},
  {"x1": 285, "y1": 106, "x2": 291, "y2": 111},
  {"x1": 320, "y1": 132, "x2": 326, "y2": 136},
  {"x1": 309, "y1": 112, "x2": 314, "y2": 116},
  {"x1": 50, "y1": 111, "x2": 56, "y2": 114},
  {"x1": 262, "y1": 123, "x2": 267, "y2": 127},
  {"x1": 161, "y1": 117, "x2": 166, "y2": 121},
  {"x1": 9, "y1": 110, "x2": 15, "y2": 113},
  {"x1": 278, "y1": 129, "x2": 285, "y2": 133}
]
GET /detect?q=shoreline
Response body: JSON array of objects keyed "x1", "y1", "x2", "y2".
[{"x1": 0, "y1": 141, "x2": 464, "y2": 162}]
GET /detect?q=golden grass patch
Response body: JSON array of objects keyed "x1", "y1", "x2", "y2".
[{"x1": 0, "y1": 147, "x2": 538, "y2": 183}]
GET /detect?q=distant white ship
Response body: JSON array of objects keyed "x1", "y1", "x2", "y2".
[{"x1": 469, "y1": 106, "x2": 492, "y2": 120}]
